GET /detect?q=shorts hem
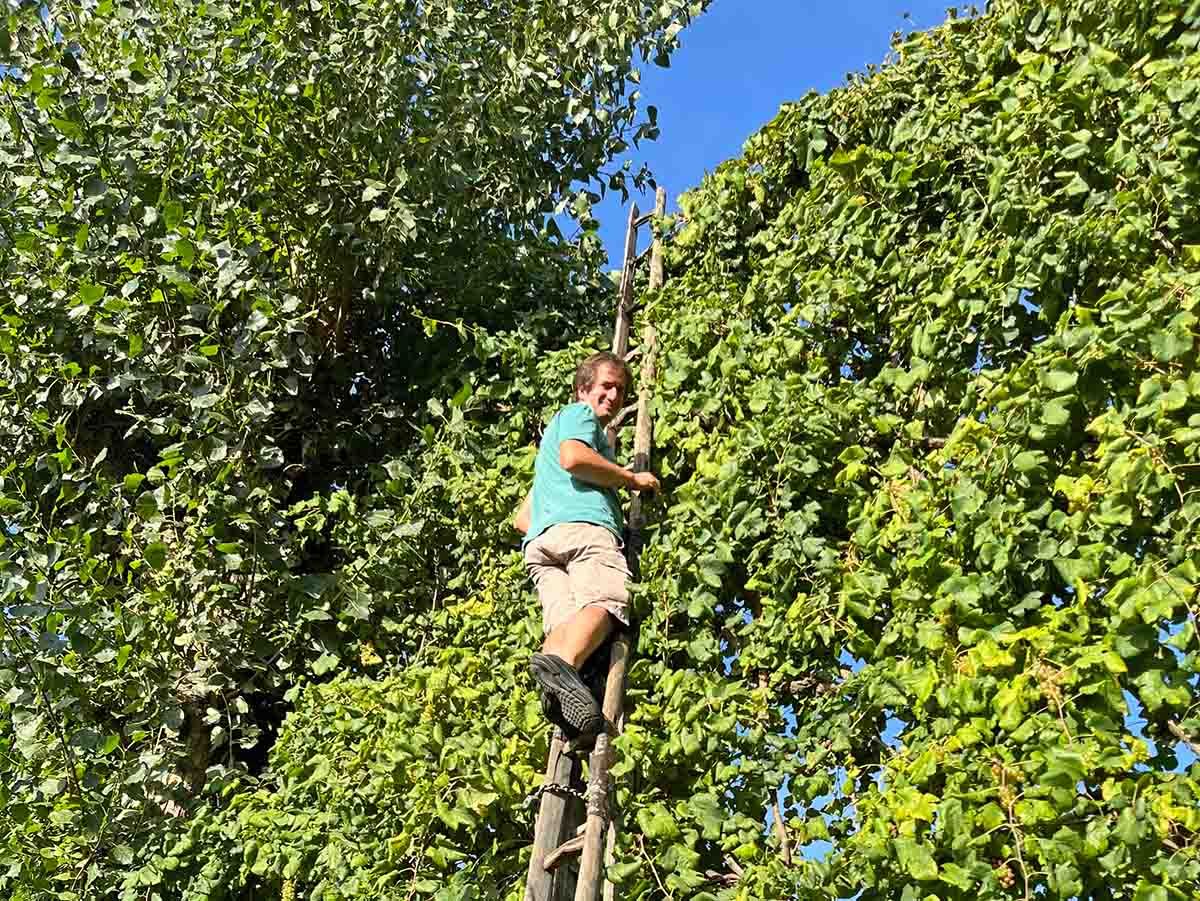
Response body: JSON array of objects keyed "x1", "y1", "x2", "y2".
[{"x1": 543, "y1": 599, "x2": 630, "y2": 636}]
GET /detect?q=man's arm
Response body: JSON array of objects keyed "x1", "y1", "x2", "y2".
[
  {"x1": 512, "y1": 492, "x2": 532, "y2": 534},
  {"x1": 559, "y1": 440, "x2": 660, "y2": 493}
]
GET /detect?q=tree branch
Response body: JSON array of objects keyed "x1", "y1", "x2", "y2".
[
  {"x1": 772, "y1": 797, "x2": 793, "y2": 866},
  {"x1": 5, "y1": 89, "x2": 48, "y2": 179},
  {"x1": 1168, "y1": 721, "x2": 1200, "y2": 757}
]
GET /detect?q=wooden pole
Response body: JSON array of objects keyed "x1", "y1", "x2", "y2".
[
  {"x1": 648, "y1": 187, "x2": 665, "y2": 293},
  {"x1": 611, "y1": 203, "x2": 640, "y2": 360},
  {"x1": 525, "y1": 733, "x2": 582, "y2": 901},
  {"x1": 573, "y1": 634, "x2": 633, "y2": 900}
]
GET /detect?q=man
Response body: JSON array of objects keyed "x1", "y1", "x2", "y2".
[{"x1": 513, "y1": 351, "x2": 660, "y2": 740}]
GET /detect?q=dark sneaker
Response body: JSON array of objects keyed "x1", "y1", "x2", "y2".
[
  {"x1": 565, "y1": 731, "x2": 597, "y2": 758},
  {"x1": 577, "y1": 641, "x2": 611, "y2": 707},
  {"x1": 529, "y1": 653, "x2": 605, "y2": 740},
  {"x1": 538, "y1": 688, "x2": 563, "y2": 730}
]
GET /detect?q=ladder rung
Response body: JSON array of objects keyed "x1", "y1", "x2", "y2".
[{"x1": 543, "y1": 835, "x2": 585, "y2": 872}]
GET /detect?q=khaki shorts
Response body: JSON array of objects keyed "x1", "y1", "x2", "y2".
[{"x1": 524, "y1": 523, "x2": 631, "y2": 634}]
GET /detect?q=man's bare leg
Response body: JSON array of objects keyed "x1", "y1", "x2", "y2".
[{"x1": 541, "y1": 605, "x2": 613, "y2": 669}]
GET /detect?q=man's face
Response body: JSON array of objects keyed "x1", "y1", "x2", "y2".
[{"x1": 578, "y1": 363, "x2": 626, "y2": 425}]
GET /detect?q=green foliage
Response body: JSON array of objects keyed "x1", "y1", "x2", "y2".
[
  {"x1": 608, "y1": 0, "x2": 1200, "y2": 896},
  {"x1": 5, "y1": 0, "x2": 1200, "y2": 899},
  {"x1": 141, "y1": 652, "x2": 549, "y2": 900},
  {"x1": 0, "y1": 0, "x2": 704, "y2": 896}
]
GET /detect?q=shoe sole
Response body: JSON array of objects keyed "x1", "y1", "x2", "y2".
[
  {"x1": 539, "y1": 689, "x2": 566, "y2": 732},
  {"x1": 529, "y1": 654, "x2": 605, "y2": 739}
]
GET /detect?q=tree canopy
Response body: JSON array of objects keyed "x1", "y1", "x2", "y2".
[
  {"x1": 3, "y1": 0, "x2": 1200, "y2": 899},
  {"x1": 0, "y1": 0, "x2": 702, "y2": 896}
]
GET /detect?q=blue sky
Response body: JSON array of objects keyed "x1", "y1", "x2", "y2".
[{"x1": 593, "y1": 0, "x2": 954, "y2": 265}]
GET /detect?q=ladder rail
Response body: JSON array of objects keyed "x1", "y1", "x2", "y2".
[{"x1": 525, "y1": 734, "x2": 584, "y2": 901}]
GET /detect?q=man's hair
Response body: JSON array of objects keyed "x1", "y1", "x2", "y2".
[{"x1": 574, "y1": 351, "x2": 631, "y2": 398}]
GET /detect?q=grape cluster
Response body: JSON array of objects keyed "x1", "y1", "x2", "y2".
[
  {"x1": 1034, "y1": 662, "x2": 1064, "y2": 705},
  {"x1": 998, "y1": 783, "x2": 1017, "y2": 808},
  {"x1": 994, "y1": 862, "x2": 1016, "y2": 890}
]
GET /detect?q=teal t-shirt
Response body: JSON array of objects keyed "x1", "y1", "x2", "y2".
[{"x1": 525, "y1": 402, "x2": 623, "y2": 545}]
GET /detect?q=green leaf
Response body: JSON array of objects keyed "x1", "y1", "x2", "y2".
[
  {"x1": 698, "y1": 558, "x2": 724, "y2": 588},
  {"x1": 111, "y1": 845, "x2": 135, "y2": 866},
  {"x1": 78, "y1": 283, "x2": 106, "y2": 306},
  {"x1": 1013, "y1": 450, "x2": 1045, "y2": 473},
  {"x1": 1064, "y1": 172, "x2": 1090, "y2": 196},
  {"x1": 435, "y1": 797, "x2": 477, "y2": 831},
  {"x1": 1150, "y1": 330, "x2": 1192, "y2": 362},
  {"x1": 977, "y1": 803, "x2": 1005, "y2": 831},
  {"x1": 894, "y1": 837, "x2": 938, "y2": 880},
  {"x1": 1132, "y1": 882, "x2": 1167, "y2": 901},
  {"x1": 163, "y1": 201, "x2": 184, "y2": 230},
  {"x1": 607, "y1": 859, "x2": 642, "y2": 884},
  {"x1": 1042, "y1": 748, "x2": 1085, "y2": 789},
  {"x1": 636, "y1": 803, "x2": 680, "y2": 840},
  {"x1": 939, "y1": 862, "x2": 973, "y2": 890},
  {"x1": 1040, "y1": 369, "x2": 1078, "y2": 392},
  {"x1": 1115, "y1": 807, "x2": 1141, "y2": 845},
  {"x1": 135, "y1": 491, "x2": 159, "y2": 519},
  {"x1": 1043, "y1": 398, "x2": 1070, "y2": 426},
  {"x1": 143, "y1": 542, "x2": 168, "y2": 570},
  {"x1": 311, "y1": 653, "x2": 339, "y2": 676},
  {"x1": 689, "y1": 793, "x2": 724, "y2": 839}
]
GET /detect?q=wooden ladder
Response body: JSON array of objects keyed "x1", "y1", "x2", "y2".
[{"x1": 524, "y1": 187, "x2": 666, "y2": 901}]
